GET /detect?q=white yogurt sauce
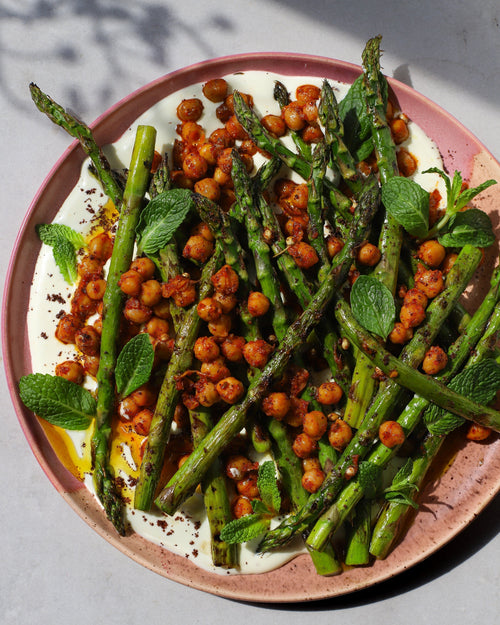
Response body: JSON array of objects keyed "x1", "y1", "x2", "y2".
[{"x1": 27, "y1": 70, "x2": 446, "y2": 574}]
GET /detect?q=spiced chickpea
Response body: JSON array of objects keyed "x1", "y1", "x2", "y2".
[
  {"x1": 225, "y1": 114, "x2": 248, "y2": 140},
  {"x1": 400, "y1": 302, "x2": 426, "y2": 329},
  {"x1": 182, "y1": 150, "x2": 208, "y2": 180},
  {"x1": 173, "y1": 402, "x2": 189, "y2": 430},
  {"x1": 139, "y1": 279, "x2": 162, "y2": 308},
  {"x1": 153, "y1": 298, "x2": 171, "y2": 320},
  {"x1": 302, "y1": 457, "x2": 322, "y2": 472},
  {"x1": 197, "y1": 297, "x2": 222, "y2": 323},
  {"x1": 292, "y1": 432, "x2": 317, "y2": 459},
  {"x1": 194, "y1": 178, "x2": 221, "y2": 202},
  {"x1": 288, "y1": 242, "x2": 319, "y2": 269},
  {"x1": 83, "y1": 355, "x2": 100, "y2": 378},
  {"x1": 208, "y1": 314, "x2": 232, "y2": 338},
  {"x1": 176, "y1": 98, "x2": 203, "y2": 122},
  {"x1": 403, "y1": 288, "x2": 428, "y2": 309},
  {"x1": 326, "y1": 235, "x2": 344, "y2": 259},
  {"x1": 417, "y1": 240, "x2": 446, "y2": 268},
  {"x1": 118, "y1": 395, "x2": 140, "y2": 422},
  {"x1": 296, "y1": 84, "x2": 321, "y2": 105},
  {"x1": 225, "y1": 455, "x2": 259, "y2": 481},
  {"x1": 414, "y1": 265, "x2": 444, "y2": 298},
  {"x1": 262, "y1": 392, "x2": 291, "y2": 421},
  {"x1": 302, "y1": 468, "x2": 325, "y2": 493},
  {"x1": 170, "y1": 170, "x2": 194, "y2": 189},
  {"x1": 213, "y1": 166, "x2": 232, "y2": 188},
  {"x1": 200, "y1": 358, "x2": 231, "y2": 383},
  {"x1": 422, "y1": 345, "x2": 448, "y2": 375},
  {"x1": 302, "y1": 101, "x2": 319, "y2": 123},
  {"x1": 242, "y1": 339, "x2": 273, "y2": 369},
  {"x1": 316, "y1": 382, "x2": 343, "y2": 406},
  {"x1": 179, "y1": 121, "x2": 205, "y2": 144},
  {"x1": 357, "y1": 242, "x2": 381, "y2": 266},
  {"x1": 87, "y1": 232, "x2": 113, "y2": 262},
  {"x1": 274, "y1": 178, "x2": 297, "y2": 200},
  {"x1": 301, "y1": 124, "x2": 323, "y2": 143},
  {"x1": 442, "y1": 252, "x2": 458, "y2": 275},
  {"x1": 224, "y1": 92, "x2": 253, "y2": 114},
  {"x1": 302, "y1": 410, "x2": 328, "y2": 440},
  {"x1": 209, "y1": 127, "x2": 234, "y2": 149},
  {"x1": 155, "y1": 337, "x2": 175, "y2": 361},
  {"x1": 75, "y1": 325, "x2": 101, "y2": 357},
  {"x1": 71, "y1": 289, "x2": 98, "y2": 320},
  {"x1": 221, "y1": 335, "x2": 246, "y2": 362},
  {"x1": 130, "y1": 384, "x2": 157, "y2": 407},
  {"x1": 145, "y1": 317, "x2": 169, "y2": 340},
  {"x1": 282, "y1": 102, "x2": 306, "y2": 131},
  {"x1": 232, "y1": 496, "x2": 253, "y2": 519},
  {"x1": 77, "y1": 254, "x2": 103, "y2": 279},
  {"x1": 202, "y1": 78, "x2": 228, "y2": 103},
  {"x1": 236, "y1": 472, "x2": 260, "y2": 499},
  {"x1": 55, "y1": 313, "x2": 82, "y2": 344},
  {"x1": 162, "y1": 275, "x2": 197, "y2": 308},
  {"x1": 123, "y1": 298, "x2": 153, "y2": 325},
  {"x1": 466, "y1": 423, "x2": 492, "y2": 441},
  {"x1": 193, "y1": 336, "x2": 220, "y2": 362},
  {"x1": 55, "y1": 360, "x2": 85, "y2": 385},
  {"x1": 378, "y1": 420, "x2": 405, "y2": 448},
  {"x1": 191, "y1": 221, "x2": 215, "y2": 242},
  {"x1": 211, "y1": 264, "x2": 239, "y2": 295},
  {"x1": 132, "y1": 408, "x2": 154, "y2": 436},
  {"x1": 86, "y1": 278, "x2": 106, "y2": 300},
  {"x1": 397, "y1": 148, "x2": 417, "y2": 178},
  {"x1": 247, "y1": 291, "x2": 270, "y2": 317},
  {"x1": 261, "y1": 114, "x2": 286, "y2": 137},
  {"x1": 194, "y1": 379, "x2": 219, "y2": 407},
  {"x1": 285, "y1": 397, "x2": 308, "y2": 427},
  {"x1": 216, "y1": 376, "x2": 245, "y2": 404},
  {"x1": 118, "y1": 269, "x2": 143, "y2": 297},
  {"x1": 287, "y1": 183, "x2": 309, "y2": 211},
  {"x1": 389, "y1": 322, "x2": 414, "y2": 345},
  {"x1": 390, "y1": 117, "x2": 410, "y2": 144},
  {"x1": 213, "y1": 291, "x2": 238, "y2": 314},
  {"x1": 198, "y1": 142, "x2": 218, "y2": 166},
  {"x1": 328, "y1": 419, "x2": 353, "y2": 451},
  {"x1": 182, "y1": 234, "x2": 214, "y2": 264}
]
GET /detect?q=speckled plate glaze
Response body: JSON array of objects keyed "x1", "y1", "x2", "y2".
[{"x1": 3, "y1": 53, "x2": 500, "y2": 603}]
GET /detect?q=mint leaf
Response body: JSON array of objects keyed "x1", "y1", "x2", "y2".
[
  {"x1": 220, "y1": 514, "x2": 270, "y2": 544},
  {"x1": 454, "y1": 178, "x2": 496, "y2": 212},
  {"x1": 136, "y1": 188, "x2": 193, "y2": 255},
  {"x1": 381, "y1": 177, "x2": 430, "y2": 238},
  {"x1": 438, "y1": 209, "x2": 495, "y2": 248},
  {"x1": 115, "y1": 333, "x2": 155, "y2": 398},
  {"x1": 424, "y1": 359, "x2": 500, "y2": 436},
  {"x1": 19, "y1": 373, "x2": 96, "y2": 430},
  {"x1": 384, "y1": 459, "x2": 419, "y2": 509},
  {"x1": 358, "y1": 461, "x2": 382, "y2": 499},
  {"x1": 257, "y1": 461, "x2": 281, "y2": 513},
  {"x1": 36, "y1": 223, "x2": 85, "y2": 284},
  {"x1": 350, "y1": 275, "x2": 396, "y2": 340},
  {"x1": 252, "y1": 500, "x2": 271, "y2": 515}
]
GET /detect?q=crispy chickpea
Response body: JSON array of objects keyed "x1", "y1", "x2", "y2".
[
  {"x1": 179, "y1": 121, "x2": 205, "y2": 144},
  {"x1": 162, "y1": 275, "x2": 197, "y2": 308},
  {"x1": 296, "y1": 84, "x2": 321, "y2": 105},
  {"x1": 378, "y1": 420, "x2": 405, "y2": 448},
  {"x1": 197, "y1": 297, "x2": 223, "y2": 323},
  {"x1": 303, "y1": 410, "x2": 328, "y2": 440},
  {"x1": 389, "y1": 321, "x2": 414, "y2": 345},
  {"x1": 239, "y1": 139, "x2": 258, "y2": 156},
  {"x1": 225, "y1": 114, "x2": 248, "y2": 140},
  {"x1": 155, "y1": 337, "x2": 175, "y2": 361},
  {"x1": 213, "y1": 291, "x2": 238, "y2": 314},
  {"x1": 288, "y1": 242, "x2": 319, "y2": 269},
  {"x1": 118, "y1": 269, "x2": 143, "y2": 297},
  {"x1": 202, "y1": 78, "x2": 228, "y2": 103},
  {"x1": 193, "y1": 336, "x2": 220, "y2": 362},
  {"x1": 71, "y1": 288, "x2": 98, "y2": 320},
  {"x1": 262, "y1": 392, "x2": 291, "y2": 421},
  {"x1": 282, "y1": 102, "x2": 306, "y2": 131},
  {"x1": 287, "y1": 183, "x2": 309, "y2": 211},
  {"x1": 197, "y1": 142, "x2": 219, "y2": 166},
  {"x1": 326, "y1": 235, "x2": 344, "y2": 259},
  {"x1": 77, "y1": 254, "x2": 103, "y2": 279},
  {"x1": 441, "y1": 252, "x2": 458, "y2": 275},
  {"x1": 274, "y1": 178, "x2": 297, "y2": 199},
  {"x1": 400, "y1": 302, "x2": 426, "y2": 329},
  {"x1": 285, "y1": 397, "x2": 308, "y2": 427},
  {"x1": 195, "y1": 379, "x2": 219, "y2": 407},
  {"x1": 225, "y1": 455, "x2": 259, "y2": 481},
  {"x1": 302, "y1": 468, "x2": 325, "y2": 493},
  {"x1": 176, "y1": 98, "x2": 203, "y2": 122},
  {"x1": 216, "y1": 376, "x2": 245, "y2": 404},
  {"x1": 139, "y1": 279, "x2": 162, "y2": 308},
  {"x1": 145, "y1": 316, "x2": 169, "y2": 340},
  {"x1": 328, "y1": 419, "x2": 353, "y2": 451},
  {"x1": 182, "y1": 234, "x2": 214, "y2": 263},
  {"x1": 397, "y1": 148, "x2": 417, "y2": 177},
  {"x1": 284, "y1": 217, "x2": 307, "y2": 241},
  {"x1": 236, "y1": 472, "x2": 260, "y2": 499},
  {"x1": 83, "y1": 355, "x2": 100, "y2": 378},
  {"x1": 173, "y1": 402, "x2": 189, "y2": 430},
  {"x1": 194, "y1": 177, "x2": 221, "y2": 202},
  {"x1": 242, "y1": 339, "x2": 273, "y2": 369},
  {"x1": 247, "y1": 291, "x2": 270, "y2": 317},
  {"x1": 403, "y1": 287, "x2": 428, "y2": 309},
  {"x1": 118, "y1": 395, "x2": 140, "y2": 422},
  {"x1": 390, "y1": 117, "x2": 410, "y2": 144},
  {"x1": 213, "y1": 166, "x2": 232, "y2": 187},
  {"x1": 422, "y1": 345, "x2": 448, "y2": 375},
  {"x1": 55, "y1": 360, "x2": 85, "y2": 385},
  {"x1": 221, "y1": 334, "x2": 246, "y2": 362},
  {"x1": 152, "y1": 298, "x2": 171, "y2": 320},
  {"x1": 417, "y1": 240, "x2": 446, "y2": 268},
  {"x1": 466, "y1": 423, "x2": 492, "y2": 441},
  {"x1": 224, "y1": 92, "x2": 253, "y2": 114},
  {"x1": 123, "y1": 298, "x2": 153, "y2": 325},
  {"x1": 316, "y1": 382, "x2": 343, "y2": 406},
  {"x1": 302, "y1": 101, "x2": 319, "y2": 123},
  {"x1": 182, "y1": 150, "x2": 208, "y2": 180},
  {"x1": 200, "y1": 357, "x2": 231, "y2": 383},
  {"x1": 261, "y1": 114, "x2": 286, "y2": 137},
  {"x1": 87, "y1": 232, "x2": 113, "y2": 262},
  {"x1": 55, "y1": 314, "x2": 82, "y2": 344},
  {"x1": 302, "y1": 457, "x2": 322, "y2": 472},
  {"x1": 191, "y1": 221, "x2": 215, "y2": 242},
  {"x1": 132, "y1": 408, "x2": 154, "y2": 436},
  {"x1": 292, "y1": 432, "x2": 317, "y2": 459},
  {"x1": 301, "y1": 124, "x2": 323, "y2": 143},
  {"x1": 208, "y1": 314, "x2": 232, "y2": 338},
  {"x1": 209, "y1": 127, "x2": 233, "y2": 149},
  {"x1": 130, "y1": 384, "x2": 157, "y2": 407},
  {"x1": 429, "y1": 188, "x2": 443, "y2": 226},
  {"x1": 211, "y1": 264, "x2": 239, "y2": 295},
  {"x1": 414, "y1": 265, "x2": 444, "y2": 298},
  {"x1": 232, "y1": 495, "x2": 253, "y2": 519},
  {"x1": 75, "y1": 325, "x2": 101, "y2": 356},
  {"x1": 86, "y1": 278, "x2": 106, "y2": 300},
  {"x1": 357, "y1": 242, "x2": 381, "y2": 266},
  {"x1": 170, "y1": 170, "x2": 194, "y2": 189}
]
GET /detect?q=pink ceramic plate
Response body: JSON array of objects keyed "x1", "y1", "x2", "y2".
[{"x1": 3, "y1": 53, "x2": 500, "y2": 602}]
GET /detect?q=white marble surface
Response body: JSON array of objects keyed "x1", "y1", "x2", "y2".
[{"x1": 1, "y1": 1, "x2": 499, "y2": 623}]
